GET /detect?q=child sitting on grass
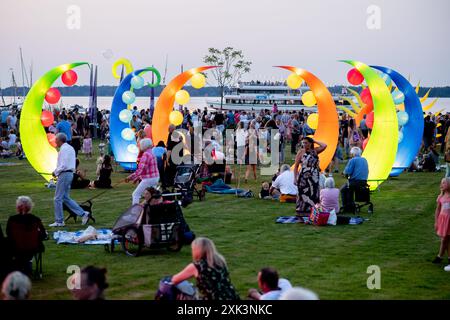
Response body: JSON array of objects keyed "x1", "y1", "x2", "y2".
[
  {"x1": 259, "y1": 182, "x2": 272, "y2": 200},
  {"x1": 433, "y1": 177, "x2": 450, "y2": 270}
]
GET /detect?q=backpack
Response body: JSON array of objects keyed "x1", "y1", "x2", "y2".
[{"x1": 155, "y1": 276, "x2": 198, "y2": 300}]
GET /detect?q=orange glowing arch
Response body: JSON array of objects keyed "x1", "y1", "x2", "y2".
[
  {"x1": 276, "y1": 66, "x2": 339, "y2": 171},
  {"x1": 152, "y1": 66, "x2": 216, "y2": 146}
]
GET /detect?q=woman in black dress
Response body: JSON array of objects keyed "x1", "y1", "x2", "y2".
[
  {"x1": 293, "y1": 136, "x2": 327, "y2": 215},
  {"x1": 71, "y1": 123, "x2": 82, "y2": 157},
  {"x1": 92, "y1": 155, "x2": 113, "y2": 188},
  {"x1": 171, "y1": 237, "x2": 240, "y2": 300}
]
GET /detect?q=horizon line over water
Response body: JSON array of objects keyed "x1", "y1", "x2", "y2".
[{"x1": 4, "y1": 96, "x2": 450, "y2": 113}]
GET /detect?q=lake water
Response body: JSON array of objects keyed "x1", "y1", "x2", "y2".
[{"x1": 4, "y1": 96, "x2": 450, "y2": 113}]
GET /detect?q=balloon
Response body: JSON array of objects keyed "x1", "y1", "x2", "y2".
[
  {"x1": 362, "y1": 138, "x2": 369, "y2": 150},
  {"x1": 286, "y1": 73, "x2": 303, "y2": 89},
  {"x1": 102, "y1": 49, "x2": 114, "y2": 60},
  {"x1": 169, "y1": 110, "x2": 184, "y2": 126},
  {"x1": 398, "y1": 131, "x2": 404, "y2": 143},
  {"x1": 61, "y1": 70, "x2": 78, "y2": 86},
  {"x1": 122, "y1": 90, "x2": 136, "y2": 105},
  {"x1": 347, "y1": 68, "x2": 364, "y2": 85},
  {"x1": 392, "y1": 89, "x2": 405, "y2": 105},
  {"x1": 302, "y1": 91, "x2": 317, "y2": 107},
  {"x1": 130, "y1": 75, "x2": 145, "y2": 90},
  {"x1": 306, "y1": 113, "x2": 319, "y2": 130},
  {"x1": 360, "y1": 88, "x2": 373, "y2": 108},
  {"x1": 119, "y1": 109, "x2": 133, "y2": 123},
  {"x1": 397, "y1": 111, "x2": 409, "y2": 126},
  {"x1": 127, "y1": 144, "x2": 139, "y2": 154},
  {"x1": 121, "y1": 128, "x2": 135, "y2": 141},
  {"x1": 45, "y1": 88, "x2": 61, "y2": 104},
  {"x1": 175, "y1": 90, "x2": 190, "y2": 105},
  {"x1": 191, "y1": 73, "x2": 206, "y2": 89},
  {"x1": 47, "y1": 133, "x2": 57, "y2": 148},
  {"x1": 41, "y1": 110, "x2": 54, "y2": 127},
  {"x1": 366, "y1": 111, "x2": 374, "y2": 129}
]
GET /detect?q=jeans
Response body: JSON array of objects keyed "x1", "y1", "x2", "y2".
[
  {"x1": 132, "y1": 177, "x2": 160, "y2": 205},
  {"x1": 54, "y1": 172, "x2": 86, "y2": 223},
  {"x1": 446, "y1": 163, "x2": 450, "y2": 178}
]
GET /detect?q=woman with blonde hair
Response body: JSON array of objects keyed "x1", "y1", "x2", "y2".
[
  {"x1": 433, "y1": 177, "x2": 450, "y2": 266},
  {"x1": 171, "y1": 237, "x2": 240, "y2": 300}
]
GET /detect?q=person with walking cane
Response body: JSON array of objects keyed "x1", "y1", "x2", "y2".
[{"x1": 49, "y1": 133, "x2": 92, "y2": 227}]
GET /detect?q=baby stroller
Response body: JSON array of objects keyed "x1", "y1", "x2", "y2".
[
  {"x1": 172, "y1": 164, "x2": 205, "y2": 202},
  {"x1": 109, "y1": 200, "x2": 188, "y2": 257}
]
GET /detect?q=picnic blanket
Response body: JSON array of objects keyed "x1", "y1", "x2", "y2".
[
  {"x1": 204, "y1": 179, "x2": 245, "y2": 194},
  {"x1": 276, "y1": 216, "x2": 365, "y2": 225},
  {"x1": 53, "y1": 226, "x2": 113, "y2": 244}
]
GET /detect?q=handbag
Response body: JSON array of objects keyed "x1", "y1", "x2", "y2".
[{"x1": 308, "y1": 205, "x2": 330, "y2": 226}]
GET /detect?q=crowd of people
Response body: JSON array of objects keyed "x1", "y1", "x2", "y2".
[{"x1": 1, "y1": 102, "x2": 450, "y2": 300}]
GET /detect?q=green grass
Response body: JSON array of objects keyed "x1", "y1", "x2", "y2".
[{"x1": 1, "y1": 143, "x2": 449, "y2": 300}]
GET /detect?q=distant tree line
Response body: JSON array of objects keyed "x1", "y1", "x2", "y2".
[{"x1": 2, "y1": 85, "x2": 450, "y2": 97}]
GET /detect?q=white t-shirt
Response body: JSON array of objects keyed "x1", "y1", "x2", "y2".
[
  {"x1": 8, "y1": 133, "x2": 17, "y2": 146},
  {"x1": 236, "y1": 129, "x2": 247, "y2": 147},
  {"x1": 260, "y1": 279, "x2": 292, "y2": 300},
  {"x1": 272, "y1": 170, "x2": 298, "y2": 195}
]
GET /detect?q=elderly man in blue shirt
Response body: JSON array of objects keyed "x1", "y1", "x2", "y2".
[{"x1": 341, "y1": 147, "x2": 369, "y2": 212}]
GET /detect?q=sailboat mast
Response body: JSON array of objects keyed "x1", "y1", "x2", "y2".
[
  {"x1": 10, "y1": 69, "x2": 17, "y2": 105},
  {"x1": 19, "y1": 47, "x2": 30, "y2": 98},
  {"x1": 163, "y1": 54, "x2": 168, "y2": 85}
]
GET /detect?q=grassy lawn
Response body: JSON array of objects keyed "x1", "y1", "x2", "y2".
[{"x1": 1, "y1": 143, "x2": 449, "y2": 300}]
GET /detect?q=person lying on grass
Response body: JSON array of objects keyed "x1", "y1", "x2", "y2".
[{"x1": 171, "y1": 237, "x2": 240, "y2": 300}]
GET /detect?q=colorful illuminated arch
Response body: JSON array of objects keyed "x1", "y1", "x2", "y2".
[
  {"x1": 342, "y1": 60, "x2": 398, "y2": 190},
  {"x1": 152, "y1": 66, "x2": 216, "y2": 146},
  {"x1": 276, "y1": 66, "x2": 339, "y2": 172},
  {"x1": 371, "y1": 66, "x2": 423, "y2": 177},
  {"x1": 110, "y1": 67, "x2": 161, "y2": 171},
  {"x1": 20, "y1": 62, "x2": 89, "y2": 181}
]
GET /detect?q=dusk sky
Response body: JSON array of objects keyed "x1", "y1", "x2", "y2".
[{"x1": 1, "y1": 0, "x2": 449, "y2": 87}]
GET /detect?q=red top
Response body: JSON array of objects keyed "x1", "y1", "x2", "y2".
[{"x1": 128, "y1": 148, "x2": 159, "y2": 182}]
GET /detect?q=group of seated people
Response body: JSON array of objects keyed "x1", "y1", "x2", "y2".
[
  {"x1": 71, "y1": 155, "x2": 113, "y2": 189},
  {"x1": 259, "y1": 146, "x2": 370, "y2": 214}
]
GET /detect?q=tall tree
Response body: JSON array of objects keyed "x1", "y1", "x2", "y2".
[{"x1": 203, "y1": 47, "x2": 252, "y2": 109}]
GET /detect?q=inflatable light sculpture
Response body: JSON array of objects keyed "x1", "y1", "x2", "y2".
[
  {"x1": 20, "y1": 62, "x2": 89, "y2": 181},
  {"x1": 371, "y1": 66, "x2": 424, "y2": 177},
  {"x1": 341, "y1": 60, "x2": 398, "y2": 190},
  {"x1": 152, "y1": 66, "x2": 216, "y2": 146},
  {"x1": 275, "y1": 66, "x2": 339, "y2": 172},
  {"x1": 110, "y1": 64, "x2": 161, "y2": 171}
]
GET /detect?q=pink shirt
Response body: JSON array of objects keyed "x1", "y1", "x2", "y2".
[{"x1": 320, "y1": 188, "x2": 340, "y2": 213}]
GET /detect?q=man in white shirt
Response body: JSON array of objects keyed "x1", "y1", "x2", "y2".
[
  {"x1": 49, "y1": 133, "x2": 91, "y2": 227},
  {"x1": 270, "y1": 164, "x2": 298, "y2": 198},
  {"x1": 248, "y1": 267, "x2": 292, "y2": 300}
]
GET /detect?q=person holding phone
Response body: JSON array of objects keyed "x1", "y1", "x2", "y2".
[{"x1": 293, "y1": 137, "x2": 327, "y2": 215}]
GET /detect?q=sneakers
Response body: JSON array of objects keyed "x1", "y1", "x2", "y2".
[
  {"x1": 432, "y1": 256, "x2": 443, "y2": 264},
  {"x1": 81, "y1": 211, "x2": 91, "y2": 225},
  {"x1": 49, "y1": 222, "x2": 65, "y2": 227},
  {"x1": 444, "y1": 265, "x2": 450, "y2": 272}
]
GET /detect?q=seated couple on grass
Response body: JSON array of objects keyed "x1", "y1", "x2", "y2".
[{"x1": 259, "y1": 164, "x2": 297, "y2": 202}]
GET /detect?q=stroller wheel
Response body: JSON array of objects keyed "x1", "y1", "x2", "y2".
[
  {"x1": 121, "y1": 228, "x2": 142, "y2": 257},
  {"x1": 167, "y1": 240, "x2": 183, "y2": 252}
]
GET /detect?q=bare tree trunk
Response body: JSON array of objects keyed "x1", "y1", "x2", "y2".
[{"x1": 220, "y1": 86, "x2": 224, "y2": 110}]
